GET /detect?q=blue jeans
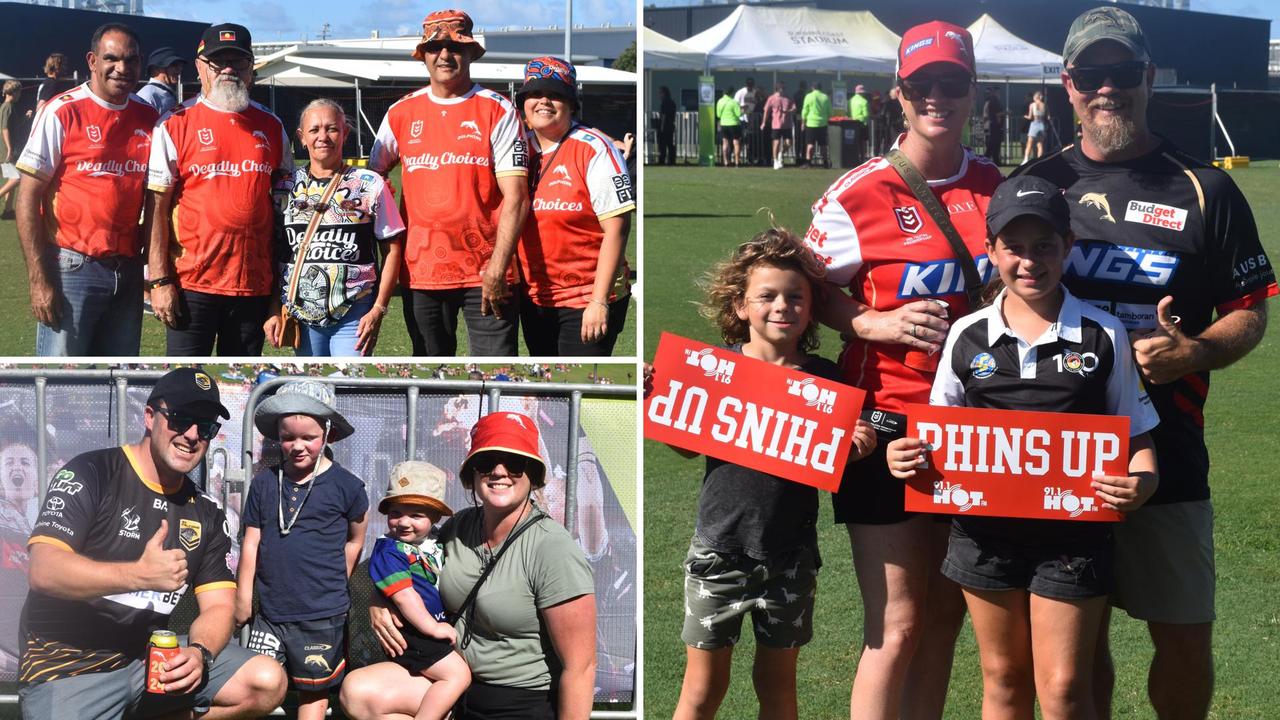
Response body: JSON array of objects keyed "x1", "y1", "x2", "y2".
[
  {"x1": 35, "y1": 248, "x2": 143, "y2": 356},
  {"x1": 298, "y1": 296, "x2": 373, "y2": 357}
]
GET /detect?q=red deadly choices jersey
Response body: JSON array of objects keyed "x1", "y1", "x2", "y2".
[
  {"x1": 805, "y1": 146, "x2": 1004, "y2": 414},
  {"x1": 17, "y1": 83, "x2": 158, "y2": 258},
  {"x1": 369, "y1": 84, "x2": 528, "y2": 290},
  {"x1": 1014, "y1": 141, "x2": 1278, "y2": 504},
  {"x1": 148, "y1": 97, "x2": 292, "y2": 296},
  {"x1": 520, "y1": 124, "x2": 636, "y2": 308},
  {"x1": 20, "y1": 447, "x2": 235, "y2": 686}
]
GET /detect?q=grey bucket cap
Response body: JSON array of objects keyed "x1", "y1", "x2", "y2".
[{"x1": 254, "y1": 380, "x2": 354, "y2": 442}]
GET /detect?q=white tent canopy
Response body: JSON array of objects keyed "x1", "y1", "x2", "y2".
[
  {"x1": 254, "y1": 45, "x2": 637, "y2": 88},
  {"x1": 642, "y1": 27, "x2": 706, "y2": 72},
  {"x1": 967, "y1": 14, "x2": 1062, "y2": 82},
  {"x1": 683, "y1": 6, "x2": 901, "y2": 73}
]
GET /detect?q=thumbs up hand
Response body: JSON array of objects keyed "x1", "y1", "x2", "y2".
[
  {"x1": 132, "y1": 519, "x2": 188, "y2": 592},
  {"x1": 1130, "y1": 296, "x2": 1201, "y2": 385}
]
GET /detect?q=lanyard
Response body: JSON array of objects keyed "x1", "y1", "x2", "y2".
[
  {"x1": 276, "y1": 420, "x2": 331, "y2": 536},
  {"x1": 530, "y1": 124, "x2": 577, "y2": 193}
]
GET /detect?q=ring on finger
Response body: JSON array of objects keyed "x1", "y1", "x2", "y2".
[{"x1": 910, "y1": 323, "x2": 918, "y2": 338}]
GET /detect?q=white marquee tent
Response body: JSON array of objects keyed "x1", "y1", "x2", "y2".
[
  {"x1": 967, "y1": 13, "x2": 1063, "y2": 82},
  {"x1": 642, "y1": 27, "x2": 706, "y2": 72},
  {"x1": 682, "y1": 5, "x2": 901, "y2": 73}
]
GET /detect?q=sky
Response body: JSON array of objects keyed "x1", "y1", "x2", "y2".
[{"x1": 145, "y1": 0, "x2": 636, "y2": 42}]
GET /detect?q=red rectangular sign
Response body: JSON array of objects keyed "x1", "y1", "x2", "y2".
[
  {"x1": 644, "y1": 333, "x2": 866, "y2": 492},
  {"x1": 901, "y1": 403, "x2": 1129, "y2": 522}
]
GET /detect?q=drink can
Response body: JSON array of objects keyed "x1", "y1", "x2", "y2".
[
  {"x1": 146, "y1": 630, "x2": 180, "y2": 694},
  {"x1": 903, "y1": 299, "x2": 950, "y2": 373}
]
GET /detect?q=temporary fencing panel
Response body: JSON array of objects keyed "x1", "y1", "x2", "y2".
[{"x1": 0, "y1": 370, "x2": 637, "y2": 713}]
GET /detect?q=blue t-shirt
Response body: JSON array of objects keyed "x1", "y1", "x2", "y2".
[
  {"x1": 368, "y1": 535, "x2": 446, "y2": 621},
  {"x1": 243, "y1": 462, "x2": 369, "y2": 621}
]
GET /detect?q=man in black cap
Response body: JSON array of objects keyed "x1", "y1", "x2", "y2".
[
  {"x1": 1014, "y1": 7, "x2": 1276, "y2": 718},
  {"x1": 136, "y1": 46, "x2": 185, "y2": 115},
  {"x1": 18, "y1": 368, "x2": 287, "y2": 719},
  {"x1": 146, "y1": 24, "x2": 293, "y2": 356}
]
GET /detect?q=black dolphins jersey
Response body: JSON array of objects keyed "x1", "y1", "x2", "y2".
[
  {"x1": 1013, "y1": 141, "x2": 1277, "y2": 504},
  {"x1": 20, "y1": 447, "x2": 235, "y2": 686}
]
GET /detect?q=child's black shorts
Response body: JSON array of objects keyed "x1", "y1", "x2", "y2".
[{"x1": 392, "y1": 625, "x2": 455, "y2": 675}]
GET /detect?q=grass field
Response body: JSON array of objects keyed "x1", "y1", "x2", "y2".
[
  {"x1": 0, "y1": 168, "x2": 636, "y2": 358},
  {"x1": 642, "y1": 163, "x2": 1280, "y2": 718}
]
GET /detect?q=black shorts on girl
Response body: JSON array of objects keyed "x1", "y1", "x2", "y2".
[
  {"x1": 391, "y1": 624, "x2": 455, "y2": 675},
  {"x1": 831, "y1": 440, "x2": 917, "y2": 525},
  {"x1": 941, "y1": 517, "x2": 1113, "y2": 600}
]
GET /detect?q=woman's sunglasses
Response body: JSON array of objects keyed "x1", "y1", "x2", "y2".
[
  {"x1": 471, "y1": 451, "x2": 530, "y2": 477},
  {"x1": 153, "y1": 406, "x2": 221, "y2": 441},
  {"x1": 897, "y1": 73, "x2": 973, "y2": 102},
  {"x1": 1066, "y1": 61, "x2": 1148, "y2": 92}
]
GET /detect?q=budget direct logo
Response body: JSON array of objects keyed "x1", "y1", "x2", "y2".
[
  {"x1": 1124, "y1": 200, "x2": 1187, "y2": 231},
  {"x1": 786, "y1": 377, "x2": 836, "y2": 414},
  {"x1": 1043, "y1": 487, "x2": 1097, "y2": 518},
  {"x1": 932, "y1": 481, "x2": 985, "y2": 512},
  {"x1": 684, "y1": 348, "x2": 735, "y2": 384}
]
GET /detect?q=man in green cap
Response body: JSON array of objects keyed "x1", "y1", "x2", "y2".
[{"x1": 1014, "y1": 7, "x2": 1275, "y2": 718}]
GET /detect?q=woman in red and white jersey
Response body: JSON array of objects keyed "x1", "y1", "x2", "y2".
[
  {"x1": 804, "y1": 22, "x2": 1003, "y2": 718},
  {"x1": 516, "y1": 56, "x2": 635, "y2": 356}
]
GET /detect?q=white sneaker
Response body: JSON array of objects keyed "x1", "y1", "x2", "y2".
[{"x1": 773, "y1": 158, "x2": 783, "y2": 170}]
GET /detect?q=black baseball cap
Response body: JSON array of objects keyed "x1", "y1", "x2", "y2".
[
  {"x1": 146, "y1": 46, "x2": 186, "y2": 71},
  {"x1": 198, "y1": 23, "x2": 253, "y2": 58},
  {"x1": 987, "y1": 176, "x2": 1071, "y2": 238},
  {"x1": 147, "y1": 368, "x2": 230, "y2": 420}
]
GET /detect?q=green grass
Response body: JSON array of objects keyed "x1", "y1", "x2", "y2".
[
  {"x1": 0, "y1": 166, "x2": 636, "y2": 357},
  {"x1": 642, "y1": 164, "x2": 1280, "y2": 718}
]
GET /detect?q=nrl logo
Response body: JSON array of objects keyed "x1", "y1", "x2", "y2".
[
  {"x1": 410, "y1": 120, "x2": 424, "y2": 138},
  {"x1": 894, "y1": 205, "x2": 924, "y2": 234},
  {"x1": 86, "y1": 125, "x2": 103, "y2": 143},
  {"x1": 197, "y1": 128, "x2": 214, "y2": 146}
]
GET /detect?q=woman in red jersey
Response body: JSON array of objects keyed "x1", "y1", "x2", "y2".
[
  {"x1": 516, "y1": 56, "x2": 635, "y2": 356},
  {"x1": 804, "y1": 22, "x2": 1003, "y2": 719}
]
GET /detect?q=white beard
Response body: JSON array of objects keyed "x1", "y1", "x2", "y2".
[{"x1": 207, "y1": 77, "x2": 250, "y2": 112}]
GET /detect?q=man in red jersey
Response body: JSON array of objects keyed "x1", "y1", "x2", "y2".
[
  {"x1": 369, "y1": 9, "x2": 529, "y2": 356},
  {"x1": 16, "y1": 23, "x2": 157, "y2": 356},
  {"x1": 145, "y1": 23, "x2": 293, "y2": 356}
]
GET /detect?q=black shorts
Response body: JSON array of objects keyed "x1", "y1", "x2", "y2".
[
  {"x1": 941, "y1": 522, "x2": 1113, "y2": 600},
  {"x1": 720, "y1": 125, "x2": 742, "y2": 141},
  {"x1": 830, "y1": 441, "x2": 917, "y2": 525},
  {"x1": 454, "y1": 681, "x2": 555, "y2": 720},
  {"x1": 805, "y1": 126, "x2": 828, "y2": 146},
  {"x1": 391, "y1": 626, "x2": 455, "y2": 675},
  {"x1": 246, "y1": 613, "x2": 348, "y2": 691}
]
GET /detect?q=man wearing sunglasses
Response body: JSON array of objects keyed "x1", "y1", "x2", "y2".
[
  {"x1": 19, "y1": 368, "x2": 287, "y2": 719},
  {"x1": 1014, "y1": 7, "x2": 1275, "y2": 719},
  {"x1": 146, "y1": 23, "x2": 294, "y2": 357},
  {"x1": 369, "y1": 9, "x2": 530, "y2": 356}
]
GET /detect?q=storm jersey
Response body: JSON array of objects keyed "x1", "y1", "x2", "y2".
[
  {"x1": 520, "y1": 124, "x2": 636, "y2": 308},
  {"x1": 148, "y1": 96, "x2": 292, "y2": 296},
  {"x1": 20, "y1": 447, "x2": 235, "y2": 686},
  {"x1": 368, "y1": 83, "x2": 528, "y2": 290},
  {"x1": 17, "y1": 83, "x2": 158, "y2": 258},
  {"x1": 805, "y1": 144, "x2": 1004, "y2": 413},
  {"x1": 1014, "y1": 141, "x2": 1277, "y2": 504}
]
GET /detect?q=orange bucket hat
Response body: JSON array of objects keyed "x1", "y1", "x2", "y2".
[{"x1": 412, "y1": 9, "x2": 486, "y2": 61}]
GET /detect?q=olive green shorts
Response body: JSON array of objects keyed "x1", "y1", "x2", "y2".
[{"x1": 1113, "y1": 499, "x2": 1215, "y2": 624}]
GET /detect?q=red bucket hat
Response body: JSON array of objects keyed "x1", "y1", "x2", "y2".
[
  {"x1": 412, "y1": 9, "x2": 486, "y2": 61},
  {"x1": 460, "y1": 412, "x2": 547, "y2": 488},
  {"x1": 897, "y1": 21, "x2": 975, "y2": 79}
]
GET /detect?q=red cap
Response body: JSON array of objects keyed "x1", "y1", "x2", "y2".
[
  {"x1": 460, "y1": 412, "x2": 547, "y2": 487},
  {"x1": 897, "y1": 21, "x2": 975, "y2": 79}
]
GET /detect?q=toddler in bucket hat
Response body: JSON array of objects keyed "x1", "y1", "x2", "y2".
[
  {"x1": 380, "y1": 461, "x2": 454, "y2": 516},
  {"x1": 412, "y1": 9, "x2": 485, "y2": 61}
]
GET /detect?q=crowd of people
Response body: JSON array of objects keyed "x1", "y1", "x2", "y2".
[
  {"x1": 654, "y1": 8, "x2": 1274, "y2": 720},
  {"x1": 8, "y1": 8, "x2": 635, "y2": 358}
]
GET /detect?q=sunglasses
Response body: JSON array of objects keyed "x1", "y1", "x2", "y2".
[
  {"x1": 471, "y1": 451, "x2": 530, "y2": 477},
  {"x1": 422, "y1": 40, "x2": 469, "y2": 55},
  {"x1": 898, "y1": 73, "x2": 973, "y2": 101},
  {"x1": 153, "y1": 406, "x2": 221, "y2": 441},
  {"x1": 1066, "y1": 61, "x2": 1148, "y2": 92}
]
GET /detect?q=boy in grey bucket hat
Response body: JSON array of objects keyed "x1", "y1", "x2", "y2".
[{"x1": 237, "y1": 379, "x2": 369, "y2": 720}]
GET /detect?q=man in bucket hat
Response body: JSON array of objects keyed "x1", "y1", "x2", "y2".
[
  {"x1": 20, "y1": 368, "x2": 286, "y2": 719},
  {"x1": 370, "y1": 9, "x2": 530, "y2": 357},
  {"x1": 1014, "y1": 6, "x2": 1275, "y2": 718},
  {"x1": 239, "y1": 379, "x2": 367, "y2": 720}
]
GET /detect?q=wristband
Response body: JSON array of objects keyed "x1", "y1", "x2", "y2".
[
  {"x1": 372, "y1": 304, "x2": 388, "y2": 316},
  {"x1": 589, "y1": 299, "x2": 609, "y2": 310},
  {"x1": 189, "y1": 642, "x2": 214, "y2": 676},
  {"x1": 147, "y1": 276, "x2": 175, "y2": 290}
]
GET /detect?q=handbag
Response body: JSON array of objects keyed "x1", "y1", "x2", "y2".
[
  {"x1": 885, "y1": 149, "x2": 984, "y2": 308},
  {"x1": 278, "y1": 170, "x2": 344, "y2": 348}
]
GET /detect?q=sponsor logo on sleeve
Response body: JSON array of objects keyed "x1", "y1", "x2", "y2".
[{"x1": 49, "y1": 470, "x2": 83, "y2": 495}]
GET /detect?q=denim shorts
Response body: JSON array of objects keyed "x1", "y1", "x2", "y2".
[{"x1": 942, "y1": 523, "x2": 1113, "y2": 600}]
